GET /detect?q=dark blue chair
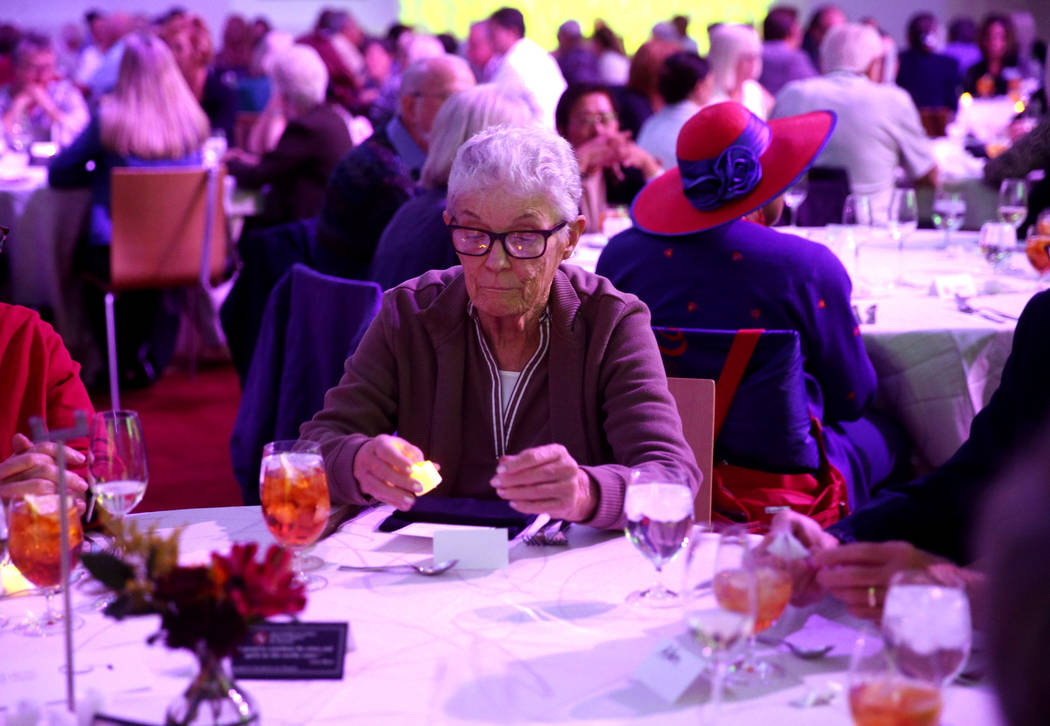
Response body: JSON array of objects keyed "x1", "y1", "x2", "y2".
[
  {"x1": 231, "y1": 263, "x2": 382, "y2": 503},
  {"x1": 652, "y1": 327, "x2": 819, "y2": 473}
]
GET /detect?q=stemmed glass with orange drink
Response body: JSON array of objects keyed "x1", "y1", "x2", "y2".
[
  {"x1": 713, "y1": 537, "x2": 793, "y2": 683},
  {"x1": 1025, "y1": 209, "x2": 1050, "y2": 284},
  {"x1": 849, "y1": 627, "x2": 943, "y2": 726},
  {"x1": 7, "y1": 493, "x2": 84, "y2": 636},
  {"x1": 259, "y1": 441, "x2": 331, "y2": 591}
]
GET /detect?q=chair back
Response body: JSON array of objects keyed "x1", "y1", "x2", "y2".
[
  {"x1": 110, "y1": 166, "x2": 226, "y2": 291},
  {"x1": 653, "y1": 327, "x2": 819, "y2": 473},
  {"x1": 795, "y1": 166, "x2": 850, "y2": 227},
  {"x1": 666, "y1": 377, "x2": 715, "y2": 524},
  {"x1": 231, "y1": 263, "x2": 382, "y2": 503}
]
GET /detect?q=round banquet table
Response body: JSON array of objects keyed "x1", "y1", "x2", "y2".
[
  {"x1": 0, "y1": 505, "x2": 1004, "y2": 725},
  {"x1": 572, "y1": 227, "x2": 1041, "y2": 470}
]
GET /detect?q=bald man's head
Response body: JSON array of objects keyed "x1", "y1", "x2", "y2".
[{"x1": 399, "y1": 54, "x2": 476, "y2": 150}]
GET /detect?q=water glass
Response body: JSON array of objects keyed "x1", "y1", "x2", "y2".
[
  {"x1": 624, "y1": 465, "x2": 694, "y2": 607},
  {"x1": 998, "y1": 178, "x2": 1028, "y2": 229},
  {"x1": 842, "y1": 194, "x2": 873, "y2": 227},
  {"x1": 931, "y1": 190, "x2": 966, "y2": 249},
  {"x1": 882, "y1": 569, "x2": 972, "y2": 687},
  {"x1": 259, "y1": 440, "x2": 331, "y2": 590},
  {"x1": 978, "y1": 222, "x2": 1015, "y2": 271}
]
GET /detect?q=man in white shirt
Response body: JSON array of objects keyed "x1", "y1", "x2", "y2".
[
  {"x1": 487, "y1": 7, "x2": 566, "y2": 129},
  {"x1": 772, "y1": 22, "x2": 937, "y2": 222}
]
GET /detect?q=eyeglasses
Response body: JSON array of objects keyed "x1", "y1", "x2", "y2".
[
  {"x1": 570, "y1": 111, "x2": 618, "y2": 127},
  {"x1": 448, "y1": 221, "x2": 568, "y2": 260}
]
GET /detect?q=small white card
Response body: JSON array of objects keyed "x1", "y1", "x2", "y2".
[
  {"x1": 634, "y1": 634, "x2": 708, "y2": 703},
  {"x1": 932, "y1": 273, "x2": 977, "y2": 300},
  {"x1": 433, "y1": 527, "x2": 509, "y2": 570}
]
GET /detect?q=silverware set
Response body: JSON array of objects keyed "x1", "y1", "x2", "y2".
[
  {"x1": 523, "y1": 519, "x2": 571, "y2": 546},
  {"x1": 954, "y1": 293, "x2": 1018, "y2": 323}
]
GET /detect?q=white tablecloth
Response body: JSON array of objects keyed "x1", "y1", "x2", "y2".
[
  {"x1": 0, "y1": 506, "x2": 1003, "y2": 725},
  {"x1": 0, "y1": 165, "x2": 97, "y2": 378},
  {"x1": 571, "y1": 228, "x2": 1040, "y2": 469}
]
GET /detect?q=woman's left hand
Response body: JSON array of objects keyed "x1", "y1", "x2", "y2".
[{"x1": 491, "y1": 444, "x2": 598, "y2": 522}]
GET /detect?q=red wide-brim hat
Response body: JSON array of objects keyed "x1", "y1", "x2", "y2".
[{"x1": 631, "y1": 102, "x2": 836, "y2": 236}]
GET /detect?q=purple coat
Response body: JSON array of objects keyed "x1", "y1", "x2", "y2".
[{"x1": 300, "y1": 264, "x2": 701, "y2": 529}]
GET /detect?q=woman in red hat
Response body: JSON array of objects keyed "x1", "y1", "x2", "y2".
[{"x1": 596, "y1": 101, "x2": 907, "y2": 517}]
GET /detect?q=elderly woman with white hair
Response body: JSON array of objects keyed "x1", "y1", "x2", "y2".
[
  {"x1": 225, "y1": 43, "x2": 353, "y2": 226},
  {"x1": 772, "y1": 22, "x2": 937, "y2": 222},
  {"x1": 301, "y1": 124, "x2": 700, "y2": 528},
  {"x1": 369, "y1": 83, "x2": 540, "y2": 289},
  {"x1": 706, "y1": 24, "x2": 773, "y2": 119}
]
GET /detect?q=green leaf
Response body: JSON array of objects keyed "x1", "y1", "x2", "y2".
[{"x1": 81, "y1": 552, "x2": 135, "y2": 590}]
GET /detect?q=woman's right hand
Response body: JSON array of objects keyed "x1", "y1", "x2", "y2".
[{"x1": 353, "y1": 434, "x2": 425, "y2": 511}]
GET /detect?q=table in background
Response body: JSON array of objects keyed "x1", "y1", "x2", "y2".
[
  {"x1": 572, "y1": 228, "x2": 1038, "y2": 469},
  {"x1": 0, "y1": 506, "x2": 1002, "y2": 725}
]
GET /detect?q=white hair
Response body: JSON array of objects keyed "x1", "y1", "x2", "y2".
[
  {"x1": 271, "y1": 44, "x2": 328, "y2": 114},
  {"x1": 447, "y1": 124, "x2": 582, "y2": 223},
  {"x1": 403, "y1": 34, "x2": 445, "y2": 65},
  {"x1": 708, "y1": 24, "x2": 762, "y2": 95},
  {"x1": 252, "y1": 30, "x2": 293, "y2": 76},
  {"x1": 820, "y1": 23, "x2": 884, "y2": 74},
  {"x1": 421, "y1": 83, "x2": 541, "y2": 189},
  {"x1": 400, "y1": 53, "x2": 473, "y2": 99}
]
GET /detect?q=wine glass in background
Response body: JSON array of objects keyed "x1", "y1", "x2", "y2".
[
  {"x1": 782, "y1": 176, "x2": 808, "y2": 228},
  {"x1": 888, "y1": 188, "x2": 919, "y2": 283},
  {"x1": 683, "y1": 526, "x2": 756, "y2": 724},
  {"x1": 7, "y1": 494, "x2": 85, "y2": 636},
  {"x1": 842, "y1": 194, "x2": 873, "y2": 228},
  {"x1": 90, "y1": 410, "x2": 149, "y2": 538},
  {"x1": 624, "y1": 466, "x2": 694, "y2": 607},
  {"x1": 848, "y1": 627, "x2": 943, "y2": 726},
  {"x1": 931, "y1": 190, "x2": 967, "y2": 249},
  {"x1": 998, "y1": 178, "x2": 1028, "y2": 230},
  {"x1": 1024, "y1": 209, "x2": 1050, "y2": 284},
  {"x1": 259, "y1": 440, "x2": 331, "y2": 591},
  {"x1": 978, "y1": 222, "x2": 1014, "y2": 271},
  {"x1": 882, "y1": 569, "x2": 972, "y2": 688}
]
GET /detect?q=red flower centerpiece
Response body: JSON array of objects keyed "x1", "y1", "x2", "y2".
[{"x1": 82, "y1": 520, "x2": 307, "y2": 725}]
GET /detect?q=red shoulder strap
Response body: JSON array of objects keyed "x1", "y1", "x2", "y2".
[{"x1": 714, "y1": 329, "x2": 763, "y2": 438}]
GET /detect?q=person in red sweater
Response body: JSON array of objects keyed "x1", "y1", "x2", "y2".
[{"x1": 0, "y1": 303, "x2": 93, "y2": 501}]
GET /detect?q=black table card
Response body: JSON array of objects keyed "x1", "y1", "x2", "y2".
[{"x1": 232, "y1": 621, "x2": 350, "y2": 680}]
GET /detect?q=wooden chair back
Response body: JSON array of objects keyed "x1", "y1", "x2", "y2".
[
  {"x1": 110, "y1": 166, "x2": 226, "y2": 291},
  {"x1": 666, "y1": 377, "x2": 715, "y2": 524}
]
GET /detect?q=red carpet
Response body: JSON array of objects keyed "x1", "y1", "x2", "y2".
[{"x1": 90, "y1": 363, "x2": 245, "y2": 512}]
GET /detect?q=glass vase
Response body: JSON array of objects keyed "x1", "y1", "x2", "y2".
[{"x1": 165, "y1": 646, "x2": 259, "y2": 726}]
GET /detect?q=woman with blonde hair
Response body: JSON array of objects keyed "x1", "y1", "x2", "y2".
[
  {"x1": 706, "y1": 24, "x2": 774, "y2": 119},
  {"x1": 49, "y1": 31, "x2": 209, "y2": 387}
]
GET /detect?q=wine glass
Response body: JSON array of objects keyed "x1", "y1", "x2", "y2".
[
  {"x1": 624, "y1": 465, "x2": 694, "y2": 607},
  {"x1": 888, "y1": 188, "x2": 918, "y2": 283},
  {"x1": 1024, "y1": 209, "x2": 1050, "y2": 284},
  {"x1": 89, "y1": 410, "x2": 148, "y2": 540},
  {"x1": 881, "y1": 569, "x2": 972, "y2": 687},
  {"x1": 7, "y1": 494, "x2": 85, "y2": 636},
  {"x1": 931, "y1": 190, "x2": 966, "y2": 249},
  {"x1": 998, "y1": 178, "x2": 1028, "y2": 230},
  {"x1": 723, "y1": 539, "x2": 792, "y2": 684},
  {"x1": 782, "y1": 176, "x2": 808, "y2": 228},
  {"x1": 848, "y1": 627, "x2": 943, "y2": 726},
  {"x1": 259, "y1": 440, "x2": 331, "y2": 591},
  {"x1": 683, "y1": 526, "x2": 756, "y2": 724},
  {"x1": 842, "y1": 194, "x2": 873, "y2": 228},
  {"x1": 978, "y1": 222, "x2": 1014, "y2": 271}
]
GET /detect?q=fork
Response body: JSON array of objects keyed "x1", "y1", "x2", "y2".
[
  {"x1": 524, "y1": 519, "x2": 571, "y2": 546},
  {"x1": 954, "y1": 294, "x2": 1011, "y2": 323}
]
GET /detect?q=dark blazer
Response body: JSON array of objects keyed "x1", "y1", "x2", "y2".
[
  {"x1": 896, "y1": 49, "x2": 960, "y2": 110},
  {"x1": 829, "y1": 290, "x2": 1050, "y2": 563},
  {"x1": 227, "y1": 103, "x2": 352, "y2": 226}
]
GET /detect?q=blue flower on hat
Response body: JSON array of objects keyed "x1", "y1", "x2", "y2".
[{"x1": 680, "y1": 145, "x2": 763, "y2": 212}]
